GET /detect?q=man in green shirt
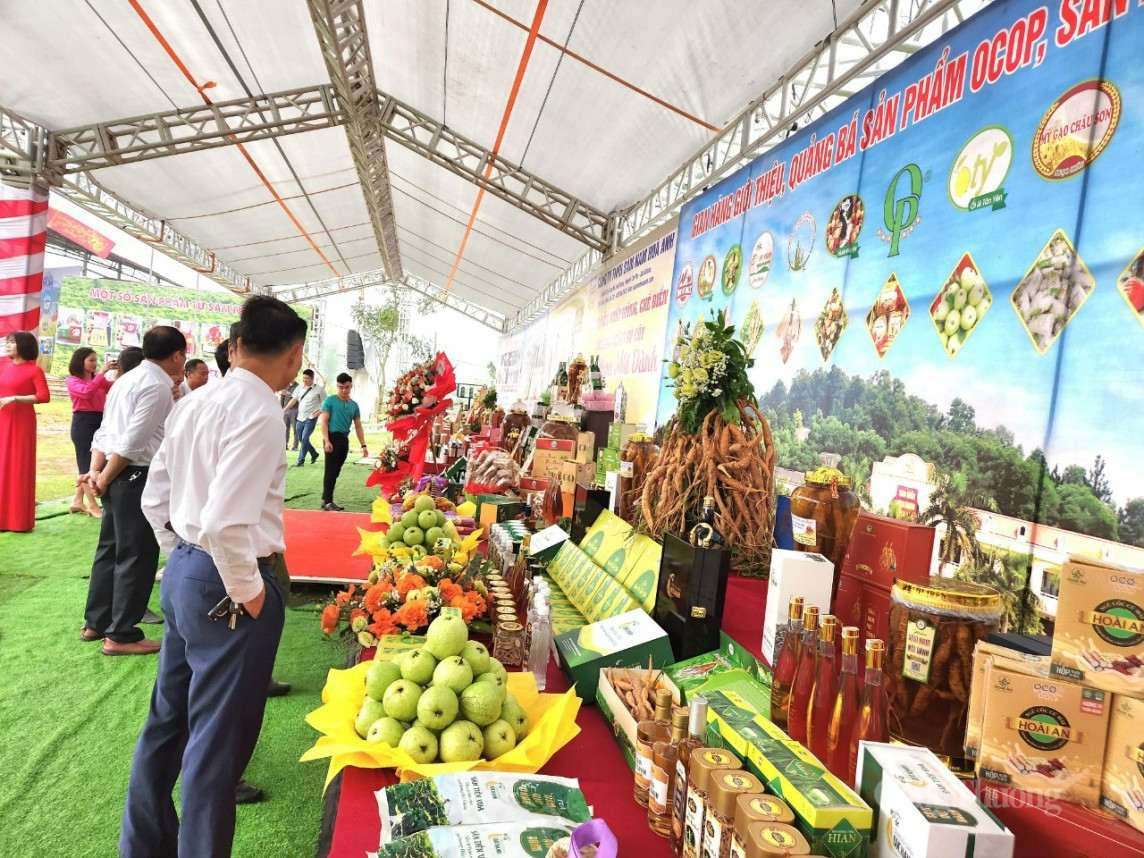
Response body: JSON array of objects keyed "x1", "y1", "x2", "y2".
[{"x1": 318, "y1": 373, "x2": 367, "y2": 511}]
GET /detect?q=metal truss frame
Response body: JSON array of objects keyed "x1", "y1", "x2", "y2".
[
  {"x1": 49, "y1": 86, "x2": 342, "y2": 172},
  {"x1": 308, "y1": 0, "x2": 403, "y2": 280},
  {"x1": 377, "y1": 93, "x2": 614, "y2": 254},
  {"x1": 613, "y1": 0, "x2": 986, "y2": 253},
  {"x1": 273, "y1": 271, "x2": 506, "y2": 332}
]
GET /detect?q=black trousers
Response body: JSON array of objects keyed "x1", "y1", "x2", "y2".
[
  {"x1": 70, "y1": 410, "x2": 103, "y2": 474},
  {"x1": 322, "y1": 432, "x2": 349, "y2": 504},
  {"x1": 83, "y1": 466, "x2": 160, "y2": 643}
]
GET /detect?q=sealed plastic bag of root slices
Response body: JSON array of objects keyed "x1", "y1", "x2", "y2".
[
  {"x1": 372, "y1": 820, "x2": 578, "y2": 858},
  {"x1": 376, "y1": 772, "x2": 591, "y2": 846}
]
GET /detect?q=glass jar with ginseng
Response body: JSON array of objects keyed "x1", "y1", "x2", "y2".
[
  {"x1": 885, "y1": 576, "x2": 1002, "y2": 772},
  {"x1": 788, "y1": 453, "x2": 859, "y2": 596},
  {"x1": 617, "y1": 424, "x2": 660, "y2": 525}
]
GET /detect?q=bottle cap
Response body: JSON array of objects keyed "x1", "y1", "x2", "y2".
[
  {"x1": 787, "y1": 595, "x2": 804, "y2": 621},
  {"x1": 819, "y1": 614, "x2": 837, "y2": 641},
  {"x1": 802, "y1": 605, "x2": 819, "y2": 631},
  {"x1": 732, "y1": 793, "x2": 795, "y2": 833},
  {"x1": 671, "y1": 709, "x2": 689, "y2": 731},
  {"x1": 689, "y1": 749, "x2": 742, "y2": 792},
  {"x1": 687, "y1": 697, "x2": 709, "y2": 735},
  {"x1": 744, "y1": 821, "x2": 811, "y2": 857},
  {"x1": 655, "y1": 687, "x2": 673, "y2": 709}
]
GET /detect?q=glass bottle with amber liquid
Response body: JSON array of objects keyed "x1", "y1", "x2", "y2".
[
  {"x1": 786, "y1": 605, "x2": 819, "y2": 745},
  {"x1": 769, "y1": 595, "x2": 803, "y2": 733},
  {"x1": 807, "y1": 614, "x2": 838, "y2": 761},
  {"x1": 849, "y1": 639, "x2": 887, "y2": 786},
  {"x1": 634, "y1": 688, "x2": 673, "y2": 807},
  {"x1": 671, "y1": 697, "x2": 709, "y2": 855},
  {"x1": 827, "y1": 626, "x2": 861, "y2": 781},
  {"x1": 541, "y1": 466, "x2": 564, "y2": 526},
  {"x1": 649, "y1": 708, "x2": 689, "y2": 836}
]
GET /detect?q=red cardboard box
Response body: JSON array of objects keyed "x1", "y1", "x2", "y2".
[
  {"x1": 833, "y1": 511, "x2": 935, "y2": 644},
  {"x1": 978, "y1": 784, "x2": 1144, "y2": 858},
  {"x1": 518, "y1": 476, "x2": 550, "y2": 493}
]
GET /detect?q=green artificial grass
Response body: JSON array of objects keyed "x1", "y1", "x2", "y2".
[{"x1": 0, "y1": 453, "x2": 386, "y2": 857}]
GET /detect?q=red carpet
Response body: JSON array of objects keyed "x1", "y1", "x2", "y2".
[
  {"x1": 324, "y1": 574, "x2": 770, "y2": 857},
  {"x1": 284, "y1": 509, "x2": 378, "y2": 585}
]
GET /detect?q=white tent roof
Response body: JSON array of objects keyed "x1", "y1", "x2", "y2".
[{"x1": 0, "y1": 0, "x2": 980, "y2": 327}]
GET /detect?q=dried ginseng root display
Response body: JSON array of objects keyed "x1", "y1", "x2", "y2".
[{"x1": 885, "y1": 577, "x2": 1002, "y2": 768}]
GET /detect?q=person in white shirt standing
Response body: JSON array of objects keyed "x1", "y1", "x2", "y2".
[
  {"x1": 177, "y1": 358, "x2": 208, "y2": 399},
  {"x1": 122, "y1": 296, "x2": 305, "y2": 858},
  {"x1": 81, "y1": 326, "x2": 186, "y2": 656},
  {"x1": 283, "y1": 367, "x2": 325, "y2": 467}
]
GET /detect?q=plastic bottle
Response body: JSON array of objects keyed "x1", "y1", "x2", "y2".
[{"x1": 526, "y1": 601, "x2": 551, "y2": 691}]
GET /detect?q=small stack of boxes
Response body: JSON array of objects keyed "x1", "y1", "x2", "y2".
[
  {"x1": 970, "y1": 555, "x2": 1144, "y2": 835},
  {"x1": 597, "y1": 422, "x2": 637, "y2": 509},
  {"x1": 558, "y1": 429, "x2": 597, "y2": 518}
]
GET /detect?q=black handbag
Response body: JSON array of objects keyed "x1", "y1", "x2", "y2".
[{"x1": 653, "y1": 533, "x2": 731, "y2": 660}]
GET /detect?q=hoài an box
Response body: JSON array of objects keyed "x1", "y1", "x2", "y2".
[
  {"x1": 965, "y1": 641, "x2": 1049, "y2": 761},
  {"x1": 574, "y1": 431, "x2": 595, "y2": 464},
  {"x1": 531, "y1": 438, "x2": 575, "y2": 478},
  {"x1": 976, "y1": 665, "x2": 1111, "y2": 807},
  {"x1": 857, "y1": 742, "x2": 1014, "y2": 858},
  {"x1": 555, "y1": 609, "x2": 673, "y2": 701},
  {"x1": 1050, "y1": 555, "x2": 1144, "y2": 698},
  {"x1": 1101, "y1": 694, "x2": 1144, "y2": 834}
]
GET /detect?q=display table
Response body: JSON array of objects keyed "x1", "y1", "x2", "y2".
[{"x1": 319, "y1": 573, "x2": 768, "y2": 857}]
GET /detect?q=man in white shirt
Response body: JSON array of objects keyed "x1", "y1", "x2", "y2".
[
  {"x1": 122, "y1": 296, "x2": 306, "y2": 858},
  {"x1": 283, "y1": 367, "x2": 325, "y2": 467},
  {"x1": 177, "y1": 358, "x2": 208, "y2": 398},
  {"x1": 80, "y1": 326, "x2": 185, "y2": 656}
]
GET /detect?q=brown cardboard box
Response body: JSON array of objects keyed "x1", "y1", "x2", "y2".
[
  {"x1": 977, "y1": 665, "x2": 1111, "y2": 807},
  {"x1": 560, "y1": 460, "x2": 596, "y2": 494},
  {"x1": 531, "y1": 438, "x2": 575, "y2": 478},
  {"x1": 1101, "y1": 695, "x2": 1144, "y2": 833},
  {"x1": 1050, "y1": 555, "x2": 1144, "y2": 699},
  {"x1": 965, "y1": 641, "x2": 1050, "y2": 761},
  {"x1": 575, "y1": 431, "x2": 595, "y2": 464}
]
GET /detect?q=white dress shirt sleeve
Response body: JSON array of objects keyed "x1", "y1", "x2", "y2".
[
  {"x1": 141, "y1": 439, "x2": 178, "y2": 556},
  {"x1": 116, "y1": 376, "x2": 171, "y2": 463},
  {"x1": 198, "y1": 411, "x2": 284, "y2": 604}
]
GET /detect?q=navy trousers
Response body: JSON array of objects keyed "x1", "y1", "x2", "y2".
[
  {"x1": 84, "y1": 466, "x2": 160, "y2": 643},
  {"x1": 119, "y1": 543, "x2": 284, "y2": 858}
]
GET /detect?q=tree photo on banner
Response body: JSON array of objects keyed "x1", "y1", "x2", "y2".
[{"x1": 655, "y1": 0, "x2": 1144, "y2": 575}]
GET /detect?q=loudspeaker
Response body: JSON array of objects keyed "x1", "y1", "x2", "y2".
[{"x1": 346, "y1": 330, "x2": 365, "y2": 369}]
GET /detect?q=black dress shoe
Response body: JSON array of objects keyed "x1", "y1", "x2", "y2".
[
  {"x1": 310, "y1": 454, "x2": 318, "y2": 464},
  {"x1": 235, "y1": 780, "x2": 265, "y2": 804},
  {"x1": 267, "y1": 679, "x2": 292, "y2": 697}
]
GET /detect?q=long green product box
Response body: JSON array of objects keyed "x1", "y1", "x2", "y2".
[{"x1": 554, "y1": 608, "x2": 673, "y2": 701}]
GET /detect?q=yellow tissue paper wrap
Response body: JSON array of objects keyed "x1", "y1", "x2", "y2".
[{"x1": 302, "y1": 662, "x2": 581, "y2": 786}]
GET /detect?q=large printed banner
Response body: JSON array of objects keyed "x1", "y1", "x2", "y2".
[
  {"x1": 499, "y1": 221, "x2": 677, "y2": 427},
  {"x1": 42, "y1": 275, "x2": 311, "y2": 378},
  {"x1": 654, "y1": 0, "x2": 1144, "y2": 548}
]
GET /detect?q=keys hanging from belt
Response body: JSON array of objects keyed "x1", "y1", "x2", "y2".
[{"x1": 208, "y1": 596, "x2": 245, "y2": 629}]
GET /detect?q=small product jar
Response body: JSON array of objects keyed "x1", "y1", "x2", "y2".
[
  {"x1": 683, "y1": 749, "x2": 742, "y2": 858},
  {"x1": 616, "y1": 424, "x2": 660, "y2": 525},
  {"x1": 728, "y1": 795, "x2": 795, "y2": 858},
  {"x1": 885, "y1": 576, "x2": 1003, "y2": 771},
  {"x1": 788, "y1": 452, "x2": 860, "y2": 595},
  {"x1": 493, "y1": 621, "x2": 524, "y2": 666},
  {"x1": 700, "y1": 770, "x2": 765, "y2": 858},
  {"x1": 742, "y1": 821, "x2": 811, "y2": 857},
  {"x1": 500, "y1": 400, "x2": 531, "y2": 459}
]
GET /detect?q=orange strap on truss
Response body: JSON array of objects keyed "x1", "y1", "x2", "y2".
[
  {"x1": 127, "y1": 0, "x2": 341, "y2": 278},
  {"x1": 444, "y1": 0, "x2": 550, "y2": 296}
]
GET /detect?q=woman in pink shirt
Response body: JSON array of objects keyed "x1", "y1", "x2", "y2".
[{"x1": 66, "y1": 347, "x2": 116, "y2": 517}]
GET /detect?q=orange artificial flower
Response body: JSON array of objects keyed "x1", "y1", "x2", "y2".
[
  {"x1": 463, "y1": 590, "x2": 487, "y2": 617},
  {"x1": 362, "y1": 583, "x2": 388, "y2": 615},
  {"x1": 450, "y1": 594, "x2": 478, "y2": 623},
  {"x1": 320, "y1": 604, "x2": 340, "y2": 634},
  {"x1": 438, "y1": 578, "x2": 462, "y2": 601},
  {"x1": 369, "y1": 608, "x2": 399, "y2": 638},
  {"x1": 349, "y1": 608, "x2": 367, "y2": 623},
  {"x1": 395, "y1": 600, "x2": 429, "y2": 630},
  {"x1": 420, "y1": 555, "x2": 443, "y2": 572},
  {"x1": 335, "y1": 584, "x2": 357, "y2": 607},
  {"x1": 396, "y1": 573, "x2": 427, "y2": 600}
]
